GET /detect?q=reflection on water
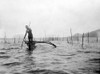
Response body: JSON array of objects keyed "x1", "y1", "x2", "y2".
[{"x1": 22, "y1": 50, "x2": 36, "y2": 73}]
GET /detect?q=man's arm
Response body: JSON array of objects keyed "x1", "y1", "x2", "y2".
[
  {"x1": 21, "y1": 31, "x2": 27, "y2": 48},
  {"x1": 24, "y1": 30, "x2": 27, "y2": 40}
]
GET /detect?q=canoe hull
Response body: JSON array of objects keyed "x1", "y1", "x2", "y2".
[{"x1": 24, "y1": 41, "x2": 36, "y2": 51}]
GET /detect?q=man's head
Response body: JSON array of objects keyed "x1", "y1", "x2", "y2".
[{"x1": 25, "y1": 25, "x2": 29, "y2": 29}]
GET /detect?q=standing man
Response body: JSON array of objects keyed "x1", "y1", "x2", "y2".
[
  {"x1": 20, "y1": 25, "x2": 34, "y2": 51},
  {"x1": 24, "y1": 25, "x2": 33, "y2": 42}
]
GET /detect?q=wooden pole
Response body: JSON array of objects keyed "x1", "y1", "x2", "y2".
[
  {"x1": 14, "y1": 37, "x2": 16, "y2": 44},
  {"x1": 70, "y1": 28, "x2": 73, "y2": 45},
  {"x1": 67, "y1": 37, "x2": 69, "y2": 43},
  {"x1": 87, "y1": 32, "x2": 89, "y2": 43},
  {"x1": 4, "y1": 32, "x2": 7, "y2": 43},
  {"x1": 82, "y1": 33, "x2": 84, "y2": 48},
  {"x1": 96, "y1": 36, "x2": 98, "y2": 43}
]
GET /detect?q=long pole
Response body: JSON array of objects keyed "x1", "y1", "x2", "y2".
[
  {"x1": 87, "y1": 32, "x2": 89, "y2": 43},
  {"x1": 70, "y1": 28, "x2": 73, "y2": 45},
  {"x1": 96, "y1": 36, "x2": 98, "y2": 43},
  {"x1": 4, "y1": 32, "x2": 7, "y2": 43},
  {"x1": 82, "y1": 33, "x2": 84, "y2": 49}
]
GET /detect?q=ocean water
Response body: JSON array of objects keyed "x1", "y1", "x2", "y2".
[{"x1": 0, "y1": 41, "x2": 100, "y2": 74}]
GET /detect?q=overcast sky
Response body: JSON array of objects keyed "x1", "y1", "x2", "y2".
[{"x1": 0, "y1": 0, "x2": 100, "y2": 38}]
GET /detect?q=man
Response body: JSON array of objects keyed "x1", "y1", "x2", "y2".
[{"x1": 24, "y1": 25, "x2": 33, "y2": 42}]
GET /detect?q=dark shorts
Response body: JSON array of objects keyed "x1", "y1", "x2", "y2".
[{"x1": 28, "y1": 36, "x2": 33, "y2": 39}]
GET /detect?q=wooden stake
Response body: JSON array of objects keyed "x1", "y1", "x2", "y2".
[
  {"x1": 82, "y1": 33, "x2": 84, "y2": 49},
  {"x1": 4, "y1": 32, "x2": 7, "y2": 43},
  {"x1": 70, "y1": 28, "x2": 73, "y2": 45},
  {"x1": 14, "y1": 37, "x2": 16, "y2": 44},
  {"x1": 67, "y1": 37, "x2": 69, "y2": 43},
  {"x1": 96, "y1": 36, "x2": 98, "y2": 43},
  {"x1": 87, "y1": 32, "x2": 89, "y2": 43},
  {"x1": 77, "y1": 34, "x2": 79, "y2": 43}
]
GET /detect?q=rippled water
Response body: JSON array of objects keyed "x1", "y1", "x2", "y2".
[{"x1": 0, "y1": 41, "x2": 100, "y2": 74}]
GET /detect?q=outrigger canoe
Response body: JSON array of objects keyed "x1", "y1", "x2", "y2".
[{"x1": 24, "y1": 40, "x2": 57, "y2": 51}]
